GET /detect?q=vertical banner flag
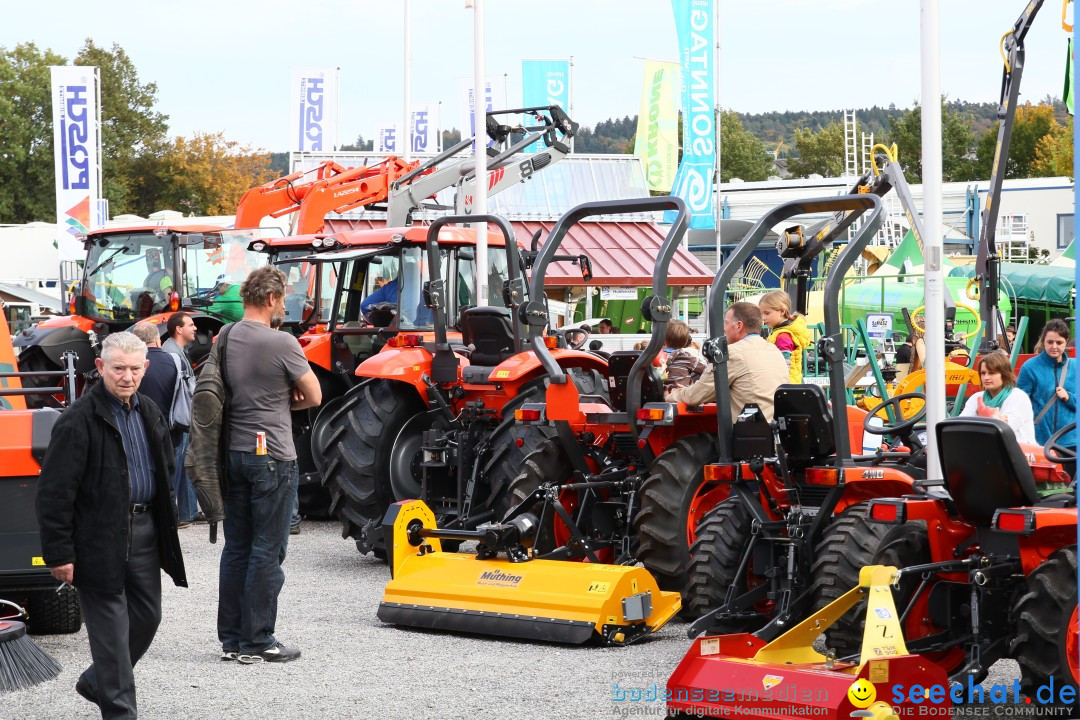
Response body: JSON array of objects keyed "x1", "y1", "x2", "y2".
[
  {"x1": 290, "y1": 67, "x2": 339, "y2": 152},
  {"x1": 377, "y1": 124, "x2": 400, "y2": 153},
  {"x1": 410, "y1": 104, "x2": 438, "y2": 154},
  {"x1": 51, "y1": 66, "x2": 100, "y2": 261},
  {"x1": 457, "y1": 76, "x2": 507, "y2": 147},
  {"x1": 665, "y1": 0, "x2": 715, "y2": 229},
  {"x1": 521, "y1": 59, "x2": 570, "y2": 153},
  {"x1": 634, "y1": 61, "x2": 680, "y2": 193},
  {"x1": 1065, "y1": 38, "x2": 1074, "y2": 115}
]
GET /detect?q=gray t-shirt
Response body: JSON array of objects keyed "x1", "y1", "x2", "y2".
[
  {"x1": 161, "y1": 337, "x2": 194, "y2": 376},
  {"x1": 225, "y1": 320, "x2": 310, "y2": 460}
]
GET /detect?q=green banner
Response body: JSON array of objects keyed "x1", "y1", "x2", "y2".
[{"x1": 634, "y1": 60, "x2": 680, "y2": 192}]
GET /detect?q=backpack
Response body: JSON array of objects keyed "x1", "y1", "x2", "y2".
[
  {"x1": 166, "y1": 352, "x2": 195, "y2": 430},
  {"x1": 185, "y1": 324, "x2": 235, "y2": 524}
]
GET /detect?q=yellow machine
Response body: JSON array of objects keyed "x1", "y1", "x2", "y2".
[{"x1": 378, "y1": 500, "x2": 681, "y2": 645}]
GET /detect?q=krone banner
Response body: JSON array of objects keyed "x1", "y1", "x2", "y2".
[
  {"x1": 521, "y1": 59, "x2": 570, "y2": 153},
  {"x1": 290, "y1": 67, "x2": 339, "y2": 152},
  {"x1": 665, "y1": 0, "x2": 715, "y2": 230},
  {"x1": 51, "y1": 65, "x2": 100, "y2": 261},
  {"x1": 633, "y1": 60, "x2": 679, "y2": 193}
]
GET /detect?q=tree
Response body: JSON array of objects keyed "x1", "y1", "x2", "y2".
[
  {"x1": 1031, "y1": 116, "x2": 1073, "y2": 178},
  {"x1": 75, "y1": 40, "x2": 169, "y2": 216},
  {"x1": 974, "y1": 103, "x2": 1060, "y2": 180},
  {"x1": 0, "y1": 43, "x2": 67, "y2": 223},
  {"x1": 340, "y1": 134, "x2": 373, "y2": 151},
  {"x1": 787, "y1": 121, "x2": 846, "y2": 177},
  {"x1": 154, "y1": 132, "x2": 275, "y2": 216},
  {"x1": 719, "y1": 110, "x2": 772, "y2": 182},
  {"x1": 889, "y1": 100, "x2": 976, "y2": 182}
]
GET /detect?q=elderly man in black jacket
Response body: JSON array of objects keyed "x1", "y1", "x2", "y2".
[{"x1": 37, "y1": 331, "x2": 187, "y2": 720}]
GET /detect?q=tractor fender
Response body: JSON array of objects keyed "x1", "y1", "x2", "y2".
[
  {"x1": 11, "y1": 324, "x2": 96, "y2": 375},
  {"x1": 15, "y1": 314, "x2": 95, "y2": 334},
  {"x1": 834, "y1": 471, "x2": 922, "y2": 511},
  {"x1": 488, "y1": 348, "x2": 607, "y2": 385},
  {"x1": 355, "y1": 346, "x2": 434, "y2": 397},
  {"x1": 296, "y1": 330, "x2": 332, "y2": 372},
  {"x1": 1019, "y1": 510, "x2": 1079, "y2": 573}
]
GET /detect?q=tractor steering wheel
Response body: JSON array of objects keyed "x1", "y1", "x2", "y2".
[
  {"x1": 865, "y1": 392, "x2": 927, "y2": 439},
  {"x1": 1043, "y1": 422, "x2": 1077, "y2": 465},
  {"x1": 563, "y1": 327, "x2": 590, "y2": 350}
]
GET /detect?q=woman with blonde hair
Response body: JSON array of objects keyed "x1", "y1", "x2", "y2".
[
  {"x1": 759, "y1": 290, "x2": 810, "y2": 383},
  {"x1": 960, "y1": 350, "x2": 1035, "y2": 444}
]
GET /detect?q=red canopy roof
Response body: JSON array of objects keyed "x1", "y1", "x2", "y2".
[{"x1": 323, "y1": 219, "x2": 713, "y2": 287}]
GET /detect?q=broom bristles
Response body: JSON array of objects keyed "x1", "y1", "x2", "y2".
[{"x1": 0, "y1": 623, "x2": 61, "y2": 693}]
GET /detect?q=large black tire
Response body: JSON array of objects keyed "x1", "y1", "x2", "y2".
[
  {"x1": 809, "y1": 502, "x2": 890, "y2": 656},
  {"x1": 293, "y1": 371, "x2": 347, "y2": 519},
  {"x1": 495, "y1": 437, "x2": 574, "y2": 554},
  {"x1": 318, "y1": 379, "x2": 426, "y2": 554},
  {"x1": 1011, "y1": 545, "x2": 1079, "y2": 699},
  {"x1": 13, "y1": 348, "x2": 62, "y2": 410},
  {"x1": 634, "y1": 433, "x2": 719, "y2": 595},
  {"x1": 684, "y1": 498, "x2": 764, "y2": 632},
  {"x1": 24, "y1": 586, "x2": 82, "y2": 634}
]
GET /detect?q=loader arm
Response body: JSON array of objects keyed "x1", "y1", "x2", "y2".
[
  {"x1": 975, "y1": 0, "x2": 1046, "y2": 350},
  {"x1": 234, "y1": 160, "x2": 351, "y2": 229},
  {"x1": 291, "y1": 157, "x2": 419, "y2": 234}
]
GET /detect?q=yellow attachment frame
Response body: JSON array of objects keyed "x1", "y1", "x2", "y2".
[{"x1": 869, "y1": 143, "x2": 899, "y2": 176}]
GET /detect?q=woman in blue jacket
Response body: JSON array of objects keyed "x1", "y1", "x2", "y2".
[{"x1": 1016, "y1": 319, "x2": 1075, "y2": 446}]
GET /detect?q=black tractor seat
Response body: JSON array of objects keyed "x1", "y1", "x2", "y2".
[
  {"x1": 606, "y1": 350, "x2": 664, "y2": 413},
  {"x1": 773, "y1": 384, "x2": 835, "y2": 468},
  {"x1": 459, "y1": 306, "x2": 516, "y2": 366}
]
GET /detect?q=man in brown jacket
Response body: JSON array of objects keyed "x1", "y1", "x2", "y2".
[{"x1": 665, "y1": 301, "x2": 789, "y2": 421}]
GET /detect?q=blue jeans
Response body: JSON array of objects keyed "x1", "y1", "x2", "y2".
[
  {"x1": 174, "y1": 432, "x2": 199, "y2": 522},
  {"x1": 218, "y1": 451, "x2": 297, "y2": 653}
]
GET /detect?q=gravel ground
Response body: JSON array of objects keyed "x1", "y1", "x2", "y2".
[{"x1": 0, "y1": 519, "x2": 1027, "y2": 720}]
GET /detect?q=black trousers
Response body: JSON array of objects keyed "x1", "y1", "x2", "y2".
[{"x1": 76, "y1": 511, "x2": 162, "y2": 720}]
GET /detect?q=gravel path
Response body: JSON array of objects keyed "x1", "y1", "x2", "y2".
[{"x1": 0, "y1": 519, "x2": 1022, "y2": 719}]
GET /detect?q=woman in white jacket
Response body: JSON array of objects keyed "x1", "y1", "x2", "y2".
[{"x1": 960, "y1": 351, "x2": 1036, "y2": 445}]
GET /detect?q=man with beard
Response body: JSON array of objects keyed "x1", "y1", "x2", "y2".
[{"x1": 216, "y1": 266, "x2": 321, "y2": 664}]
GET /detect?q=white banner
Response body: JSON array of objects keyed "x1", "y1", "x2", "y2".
[
  {"x1": 289, "y1": 67, "x2": 338, "y2": 152},
  {"x1": 51, "y1": 66, "x2": 100, "y2": 261},
  {"x1": 377, "y1": 124, "x2": 401, "y2": 153},
  {"x1": 456, "y1": 77, "x2": 506, "y2": 147},
  {"x1": 410, "y1": 103, "x2": 438, "y2": 154}
]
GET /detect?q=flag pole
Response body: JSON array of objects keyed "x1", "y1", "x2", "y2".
[
  {"x1": 403, "y1": 0, "x2": 412, "y2": 161},
  {"x1": 472, "y1": 0, "x2": 488, "y2": 303}
]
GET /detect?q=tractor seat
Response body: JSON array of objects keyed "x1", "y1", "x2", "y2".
[
  {"x1": 459, "y1": 306, "x2": 515, "y2": 366},
  {"x1": 936, "y1": 417, "x2": 1041, "y2": 527},
  {"x1": 773, "y1": 384, "x2": 834, "y2": 466},
  {"x1": 606, "y1": 350, "x2": 663, "y2": 413}
]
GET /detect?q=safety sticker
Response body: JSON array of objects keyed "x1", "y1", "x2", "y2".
[
  {"x1": 31, "y1": 556, "x2": 45, "y2": 566},
  {"x1": 868, "y1": 660, "x2": 889, "y2": 684},
  {"x1": 874, "y1": 607, "x2": 892, "y2": 619},
  {"x1": 762, "y1": 675, "x2": 783, "y2": 690},
  {"x1": 495, "y1": 370, "x2": 510, "y2": 379},
  {"x1": 700, "y1": 638, "x2": 720, "y2": 656},
  {"x1": 587, "y1": 582, "x2": 610, "y2": 594}
]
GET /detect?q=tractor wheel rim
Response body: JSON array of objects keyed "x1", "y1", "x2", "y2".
[
  {"x1": 389, "y1": 425, "x2": 425, "y2": 501},
  {"x1": 1067, "y1": 605, "x2": 1079, "y2": 685},
  {"x1": 686, "y1": 484, "x2": 727, "y2": 548}
]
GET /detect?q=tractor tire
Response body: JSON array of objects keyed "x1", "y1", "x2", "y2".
[
  {"x1": 495, "y1": 437, "x2": 573, "y2": 554},
  {"x1": 318, "y1": 379, "x2": 426, "y2": 555},
  {"x1": 1011, "y1": 545, "x2": 1079, "y2": 698},
  {"x1": 13, "y1": 348, "x2": 61, "y2": 410},
  {"x1": 683, "y1": 497, "x2": 765, "y2": 632},
  {"x1": 809, "y1": 502, "x2": 890, "y2": 656},
  {"x1": 24, "y1": 586, "x2": 82, "y2": 635},
  {"x1": 294, "y1": 370, "x2": 348, "y2": 519},
  {"x1": 634, "y1": 433, "x2": 719, "y2": 595}
]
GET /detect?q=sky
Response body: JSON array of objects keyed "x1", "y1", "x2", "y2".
[{"x1": 2, "y1": 0, "x2": 1074, "y2": 151}]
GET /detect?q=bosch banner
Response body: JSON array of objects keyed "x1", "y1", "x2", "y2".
[
  {"x1": 521, "y1": 59, "x2": 570, "y2": 153},
  {"x1": 290, "y1": 67, "x2": 338, "y2": 153},
  {"x1": 50, "y1": 65, "x2": 100, "y2": 261},
  {"x1": 633, "y1": 60, "x2": 680, "y2": 193},
  {"x1": 665, "y1": 0, "x2": 715, "y2": 230},
  {"x1": 410, "y1": 104, "x2": 438, "y2": 154},
  {"x1": 377, "y1": 124, "x2": 400, "y2": 153},
  {"x1": 457, "y1": 77, "x2": 506, "y2": 148}
]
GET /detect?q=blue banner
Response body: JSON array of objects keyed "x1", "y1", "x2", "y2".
[
  {"x1": 521, "y1": 59, "x2": 570, "y2": 153},
  {"x1": 664, "y1": 0, "x2": 715, "y2": 230}
]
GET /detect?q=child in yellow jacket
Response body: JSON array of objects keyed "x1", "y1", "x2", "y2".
[{"x1": 759, "y1": 290, "x2": 811, "y2": 383}]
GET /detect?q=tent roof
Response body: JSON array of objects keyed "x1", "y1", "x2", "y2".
[{"x1": 949, "y1": 263, "x2": 1075, "y2": 305}]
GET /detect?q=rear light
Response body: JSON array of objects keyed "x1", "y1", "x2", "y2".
[
  {"x1": 69, "y1": 294, "x2": 77, "y2": 314},
  {"x1": 804, "y1": 467, "x2": 840, "y2": 486},
  {"x1": 515, "y1": 407, "x2": 542, "y2": 422},
  {"x1": 297, "y1": 336, "x2": 311, "y2": 347},
  {"x1": 543, "y1": 336, "x2": 559, "y2": 349},
  {"x1": 637, "y1": 408, "x2": 664, "y2": 421},
  {"x1": 387, "y1": 333, "x2": 423, "y2": 348},
  {"x1": 636, "y1": 403, "x2": 675, "y2": 425},
  {"x1": 703, "y1": 464, "x2": 737, "y2": 482},
  {"x1": 993, "y1": 509, "x2": 1036, "y2": 535},
  {"x1": 168, "y1": 291, "x2": 180, "y2": 312},
  {"x1": 868, "y1": 500, "x2": 906, "y2": 524}
]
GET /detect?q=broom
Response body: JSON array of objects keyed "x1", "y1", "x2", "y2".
[{"x1": 0, "y1": 599, "x2": 61, "y2": 693}]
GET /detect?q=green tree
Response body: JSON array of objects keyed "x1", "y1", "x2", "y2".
[
  {"x1": 1031, "y1": 116, "x2": 1073, "y2": 178},
  {"x1": 75, "y1": 40, "x2": 169, "y2": 216},
  {"x1": 889, "y1": 100, "x2": 976, "y2": 182},
  {"x1": 0, "y1": 43, "x2": 67, "y2": 223},
  {"x1": 787, "y1": 121, "x2": 846, "y2": 177},
  {"x1": 719, "y1": 110, "x2": 772, "y2": 182},
  {"x1": 155, "y1": 132, "x2": 274, "y2": 216},
  {"x1": 974, "y1": 103, "x2": 1062, "y2": 180}
]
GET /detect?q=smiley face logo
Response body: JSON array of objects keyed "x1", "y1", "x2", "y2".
[{"x1": 847, "y1": 679, "x2": 877, "y2": 709}]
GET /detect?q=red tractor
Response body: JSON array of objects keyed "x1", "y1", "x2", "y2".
[{"x1": 855, "y1": 418, "x2": 1077, "y2": 692}]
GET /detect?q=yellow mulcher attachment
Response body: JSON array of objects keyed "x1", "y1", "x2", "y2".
[{"x1": 377, "y1": 500, "x2": 681, "y2": 645}]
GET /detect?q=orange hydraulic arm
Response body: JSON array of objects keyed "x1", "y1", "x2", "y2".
[
  {"x1": 234, "y1": 160, "x2": 350, "y2": 229},
  {"x1": 292, "y1": 156, "x2": 418, "y2": 234}
]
